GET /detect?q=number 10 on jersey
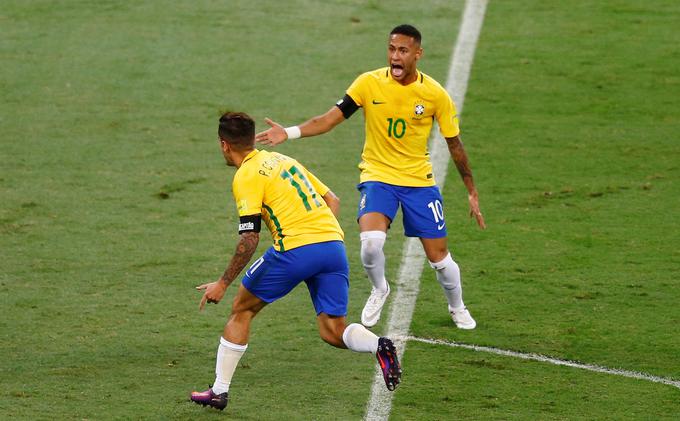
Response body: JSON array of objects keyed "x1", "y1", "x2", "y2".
[{"x1": 387, "y1": 117, "x2": 406, "y2": 139}]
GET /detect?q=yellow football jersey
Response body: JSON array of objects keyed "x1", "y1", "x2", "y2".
[
  {"x1": 346, "y1": 67, "x2": 460, "y2": 187},
  {"x1": 232, "y1": 149, "x2": 344, "y2": 252}
]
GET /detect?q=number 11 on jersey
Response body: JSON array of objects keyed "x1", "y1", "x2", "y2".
[{"x1": 280, "y1": 165, "x2": 322, "y2": 211}]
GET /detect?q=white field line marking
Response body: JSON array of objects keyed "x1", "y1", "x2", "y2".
[
  {"x1": 405, "y1": 336, "x2": 680, "y2": 390},
  {"x1": 364, "y1": 1, "x2": 489, "y2": 420}
]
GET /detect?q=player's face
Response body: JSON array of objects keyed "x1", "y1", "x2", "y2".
[
  {"x1": 387, "y1": 34, "x2": 422, "y2": 84},
  {"x1": 219, "y1": 138, "x2": 236, "y2": 167}
]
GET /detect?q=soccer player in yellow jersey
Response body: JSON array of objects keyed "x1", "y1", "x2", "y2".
[
  {"x1": 190, "y1": 112, "x2": 401, "y2": 411},
  {"x1": 256, "y1": 25, "x2": 486, "y2": 330}
]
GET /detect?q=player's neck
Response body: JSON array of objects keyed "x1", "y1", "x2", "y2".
[{"x1": 233, "y1": 148, "x2": 255, "y2": 168}]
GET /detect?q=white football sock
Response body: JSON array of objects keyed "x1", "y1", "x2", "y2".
[
  {"x1": 360, "y1": 230, "x2": 388, "y2": 292},
  {"x1": 342, "y1": 323, "x2": 379, "y2": 353},
  {"x1": 429, "y1": 253, "x2": 465, "y2": 310},
  {"x1": 212, "y1": 337, "x2": 247, "y2": 395}
]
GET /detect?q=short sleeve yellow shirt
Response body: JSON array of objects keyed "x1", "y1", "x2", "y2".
[
  {"x1": 346, "y1": 67, "x2": 460, "y2": 187},
  {"x1": 232, "y1": 149, "x2": 344, "y2": 252}
]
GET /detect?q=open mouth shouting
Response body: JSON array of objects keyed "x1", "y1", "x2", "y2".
[{"x1": 391, "y1": 63, "x2": 404, "y2": 78}]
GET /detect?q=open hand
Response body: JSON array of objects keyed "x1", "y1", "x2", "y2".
[{"x1": 255, "y1": 118, "x2": 288, "y2": 146}]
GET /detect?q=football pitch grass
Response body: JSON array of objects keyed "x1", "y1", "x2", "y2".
[{"x1": 1, "y1": 1, "x2": 679, "y2": 419}]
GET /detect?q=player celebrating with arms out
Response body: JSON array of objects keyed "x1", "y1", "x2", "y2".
[
  {"x1": 190, "y1": 112, "x2": 401, "y2": 411},
  {"x1": 256, "y1": 24, "x2": 486, "y2": 330}
]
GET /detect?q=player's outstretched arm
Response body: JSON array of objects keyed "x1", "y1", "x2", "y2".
[
  {"x1": 445, "y1": 135, "x2": 486, "y2": 229},
  {"x1": 196, "y1": 231, "x2": 260, "y2": 310},
  {"x1": 255, "y1": 106, "x2": 345, "y2": 146}
]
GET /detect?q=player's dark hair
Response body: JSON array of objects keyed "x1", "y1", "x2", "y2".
[
  {"x1": 218, "y1": 111, "x2": 255, "y2": 149},
  {"x1": 390, "y1": 24, "x2": 422, "y2": 45}
]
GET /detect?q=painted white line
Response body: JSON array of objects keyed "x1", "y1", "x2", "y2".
[
  {"x1": 365, "y1": 1, "x2": 489, "y2": 420},
  {"x1": 405, "y1": 336, "x2": 680, "y2": 390}
]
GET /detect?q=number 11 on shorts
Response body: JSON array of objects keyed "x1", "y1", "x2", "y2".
[{"x1": 247, "y1": 256, "x2": 265, "y2": 277}]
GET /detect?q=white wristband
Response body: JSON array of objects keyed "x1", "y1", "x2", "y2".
[{"x1": 284, "y1": 126, "x2": 301, "y2": 140}]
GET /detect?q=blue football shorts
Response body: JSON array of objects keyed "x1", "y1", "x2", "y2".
[
  {"x1": 241, "y1": 240, "x2": 349, "y2": 317},
  {"x1": 357, "y1": 181, "x2": 448, "y2": 238}
]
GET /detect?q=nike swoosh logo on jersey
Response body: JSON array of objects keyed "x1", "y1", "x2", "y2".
[
  {"x1": 437, "y1": 223, "x2": 446, "y2": 230},
  {"x1": 372, "y1": 100, "x2": 386, "y2": 105}
]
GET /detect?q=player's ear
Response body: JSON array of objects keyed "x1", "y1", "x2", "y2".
[{"x1": 219, "y1": 138, "x2": 229, "y2": 152}]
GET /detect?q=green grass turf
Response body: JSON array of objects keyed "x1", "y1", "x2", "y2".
[
  {"x1": 405, "y1": 0, "x2": 680, "y2": 418},
  {"x1": 396, "y1": 342, "x2": 679, "y2": 420},
  {"x1": 1, "y1": 0, "x2": 678, "y2": 419}
]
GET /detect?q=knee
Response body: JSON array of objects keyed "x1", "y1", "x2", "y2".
[
  {"x1": 320, "y1": 331, "x2": 344, "y2": 348},
  {"x1": 318, "y1": 323, "x2": 345, "y2": 349},
  {"x1": 360, "y1": 241, "x2": 380, "y2": 264},
  {"x1": 227, "y1": 307, "x2": 255, "y2": 327},
  {"x1": 360, "y1": 231, "x2": 386, "y2": 265},
  {"x1": 427, "y1": 247, "x2": 450, "y2": 263}
]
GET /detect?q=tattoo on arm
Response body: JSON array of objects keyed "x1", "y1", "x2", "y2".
[
  {"x1": 220, "y1": 231, "x2": 259, "y2": 286},
  {"x1": 446, "y1": 136, "x2": 475, "y2": 192}
]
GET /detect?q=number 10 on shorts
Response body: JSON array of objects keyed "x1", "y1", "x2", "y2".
[{"x1": 427, "y1": 200, "x2": 445, "y2": 229}]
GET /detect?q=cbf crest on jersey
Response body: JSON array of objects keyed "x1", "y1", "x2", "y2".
[
  {"x1": 238, "y1": 199, "x2": 249, "y2": 213},
  {"x1": 412, "y1": 102, "x2": 426, "y2": 120}
]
